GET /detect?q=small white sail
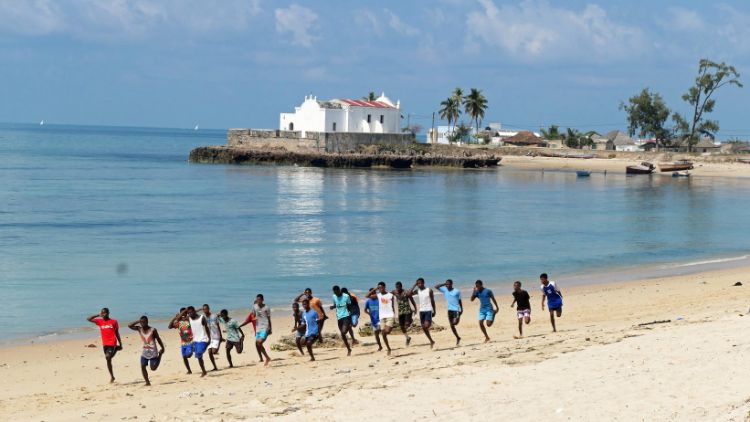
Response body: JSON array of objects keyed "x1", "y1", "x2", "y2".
[
  {"x1": 40, "y1": 120, "x2": 45, "y2": 126},
  {"x1": 194, "y1": 124, "x2": 199, "y2": 131}
]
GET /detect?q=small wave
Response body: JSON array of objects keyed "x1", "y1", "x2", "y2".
[{"x1": 660, "y1": 255, "x2": 750, "y2": 269}]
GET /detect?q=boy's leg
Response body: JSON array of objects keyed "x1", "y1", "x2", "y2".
[
  {"x1": 208, "y1": 349, "x2": 218, "y2": 371},
  {"x1": 479, "y1": 319, "x2": 490, "y2": 342},
  {"x1": 338, "y1": 319, "x2": 352, "y2": 356},
  {"x1": 150, "y1": 357, "x2": 161, "y2": 371},
  {"x1": 317, "y1": 319, "x2": 325, "y2": 344},
  {"x1": 382, "y1": 322, "x2": 392, "y2": 355},
  {"x1": 305, "y1": 338, "x2": 315, "y2": 361},
  {"x1": 296, "y1": 336, "x2": 305, "y2": 355},
  {"x1": 257, "y1": 339, "x2": 271, "y2": 366},
  {"x1": 225, "y1": 343, "x2": 234, "y2": 368},
  {"x1": 549, "y1": 311, "x2": 557, "y2": 332},
  {"x1": 105, "y1": 354, "x2": 115, "y2": 383},
  {"x1": 374, "y1": 329, "x2": 383, "y2": 350},
  {"x1": 182, "y1": 356, "x2": 192, "y2": 374},
  {"x1": 517, "y1": 317, "x2": 523, "y2": 337},
  {"x1": 140, "y1": 363, "x2": 150, "y2": 386}
]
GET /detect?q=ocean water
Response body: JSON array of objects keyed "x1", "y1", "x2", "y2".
[{"x1": 2, "y1": 123, "x2": 749, "y2": 341}]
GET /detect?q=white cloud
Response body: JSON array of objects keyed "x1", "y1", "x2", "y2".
[
  {"x1": 354, "y1": 9, "x2": 382, "y2": 37},
  {"x1": 275, "y1": 4, "x2": 318, "y2": 47},
  {"x1": 465, "y1": 0, "x2": 646, "y2": 62},
  {"x1": 660, "y1": 7, "x2": 704, "y2": 32},
  {"x1": 0, "y1": 0, "x2": 65, "y2": 35},
  {"x1": 0, "y1": 0, "x2": 262, "y2": 39},
  {"x1": 385, "y1": 8, "x2": 419, "y2": 37}
]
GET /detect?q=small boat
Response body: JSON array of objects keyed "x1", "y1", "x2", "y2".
[
  {"x1": 626, "y1": 162, "x2": 655, "y2": 175},
  {"x1": 659, "y1": 160, "x2": 694, "y2": 172},
  {"x1": 576, "y1": 170, "x2": 591, "y2": 177},
  {"x1": 194, "y1": 124, "x2": 199, "y2": 131},
  {"x1": 39, "y1": 120, "x2": 45, "y2": 126},
  {"x1": 672, "y1": 171, "x2": 690, "y2": 178},
  {"x1": 738, "y1": 158, "x2": 750, "y2": 164}
]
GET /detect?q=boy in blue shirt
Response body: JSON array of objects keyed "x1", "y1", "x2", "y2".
[
  {"x1": 470, "y1": 280, "x2": 499, "y2": 342},
  {"x1": 300, "y1": 299, "x2": 319, "y2": 361},
  {"x1": 329, "y1": 285, "x2": 353, "y2": 356},
  {"x1": 540, "y1": 273, "x2": 563, "y2": 332},
  {"x1": 364, "y1": 290, "x2": 383, "y2": 351},
  {"x1": 435, "y1": 279, "x2": 463, "y2": 346}
]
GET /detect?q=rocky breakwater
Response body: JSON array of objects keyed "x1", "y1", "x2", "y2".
[{"x1": 189, "y1": 143, "x2": 502, "y2": 169}]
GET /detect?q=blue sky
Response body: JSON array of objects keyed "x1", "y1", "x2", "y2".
[{"x1": 2, "y1": 0, "x2": 750, "y2": 138}]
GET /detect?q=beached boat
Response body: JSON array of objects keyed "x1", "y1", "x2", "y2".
[
  {"x1": 626, "y1": 162, "x2": 655, "y2": 175},
  {"x1": 659, "y1": 160, "x2": 694, "y2": 172},
  {"x1": 576, "y1": 170, "x2": 591, "y2": 177},
  {"x1": 672, "y1": 171, "x2": 690, "y2": 178},
  {"x1": 738, "y1": 158, "x2": 750, "y2": 164}
]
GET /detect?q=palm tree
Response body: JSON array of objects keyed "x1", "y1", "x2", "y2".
[
  {"x1": 463, "y1": 88, "x2": 488, "y2": 133},
  {"x1": 451, "y1": 87, "x2": 464, "y2": 109},
  {"x1": 540, "y1": 125, "x2": 561, "y2": 140},
  {"x1": 362, "y1": 92, "x2": 377, "y2": 101},
  {"x1": 439, "y1": 97, "x2": 460, "y2": 140}
]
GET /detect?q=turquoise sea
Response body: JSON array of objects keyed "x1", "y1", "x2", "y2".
[{"x1": 2, "y1": 123, "x2": 749, "y2": 341}]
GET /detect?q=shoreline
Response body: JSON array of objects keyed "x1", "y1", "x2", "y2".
[
  {"x1": 2, "y1": 263, "x2": 749, "y2": 420},
  {"x1": 3, "y1": 250, "x2": 748, "y2": 348}
]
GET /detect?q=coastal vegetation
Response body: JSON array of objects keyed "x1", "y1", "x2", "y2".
[
  {"x1": 621, "y1": 58, "x2": 742, "y2": 152},
  {"x1": 439, "y1": 86, "x2": 489, "y2": 143}
]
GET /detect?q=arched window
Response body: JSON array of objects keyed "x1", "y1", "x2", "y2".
[
  {"x1": 332, "y1": 122, "x2": 337, "y2": 132},
  {"x1": 289, "y1": 122, "x2": 294, "y2": 131}
]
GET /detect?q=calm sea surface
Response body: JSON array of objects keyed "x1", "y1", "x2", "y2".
[{"x1": 1, "y1": 123, "x2": 749, "y2": 340}]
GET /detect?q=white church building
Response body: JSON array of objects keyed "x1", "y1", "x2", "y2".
[{"x1": 280, "y1": 93, "x2": 401, "y2": 134}]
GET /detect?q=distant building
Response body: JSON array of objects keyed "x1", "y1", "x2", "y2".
[
  {"x1": 503, "y1": 131, "x2": 547, "y2": 147},
  {"x1": 280, "y1": 93, "x2": 401, "y2": 134},
  {"x1": 590, "y1": 133, "x2": 611, "y2": 150},
  {"x1": 606, "y1": 130, "x2": 638, "y2": 152},
  {"x1": 429, "y1": 125, "x2": 478, "y2": 144},
  {"x1": 668, "y1": 137, "x2": 720, "y2": 153}
]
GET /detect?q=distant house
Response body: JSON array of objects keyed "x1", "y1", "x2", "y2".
[
  {"x1": 503, "y1": 131, "x2": 548, "y2": 147},
  {"x1": 590, "y1": 133, "x2": 610, "y2": 150},
  {"x1": 606, "y1": 130, "x2": 637, "y2": 152},
  {"x1": 669, "y1": 137, "x2": 720, "y2": 153},
  {"x1": 546, "y1": 139, "x2": 565, "y2": 149},
  {"x1": 429, "y1": 125, "x2": 478, "y2": 144},
  {"x1": 640, "y1": 140, "x2": 658, "y2": 151}
]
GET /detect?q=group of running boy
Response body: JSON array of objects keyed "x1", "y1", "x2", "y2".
[{"x1": 87, "y1": 274, "x2": 563, "y2": 384}]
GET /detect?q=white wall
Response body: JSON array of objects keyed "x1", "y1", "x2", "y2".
[{"x1": 280, "y1": 95, "x2": 401, "y2": 134}]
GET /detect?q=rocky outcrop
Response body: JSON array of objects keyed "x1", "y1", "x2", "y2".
[{"x1": 189, "y1": 146, "x2": 501, "y2": 169}]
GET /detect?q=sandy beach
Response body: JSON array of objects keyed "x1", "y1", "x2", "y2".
[
  {"x1": 500, "y1": 155, "x2": 750, "y2": 178},
  {"x1": 2, "y1": 267, "x2": 749, "y2": 421}
]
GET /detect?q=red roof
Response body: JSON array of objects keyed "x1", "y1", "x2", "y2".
[{"x1": 337, "y1": 99, "x2": 395, "y2": 108}]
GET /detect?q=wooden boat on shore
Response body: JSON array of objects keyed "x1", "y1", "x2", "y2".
[
  {"x1": 738, "y1": 158, "x2": 750, "y2": 164},
  {"x1": 659, "y1": 160, "x2": 694, "y2": 172},
  {"x1": 576, "y1": 170, "x2": 591, "y2": 177},
  {"x1": 626, "y1": 162, "x2": 655, "y2": 175}
]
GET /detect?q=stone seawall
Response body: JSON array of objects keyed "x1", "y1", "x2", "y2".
[
  {"x1": 189, "y1": 146, "x2": 501, "y2": 169},
  {"x1": 227, "y1": 129, "x2": 414, "y2": 153}
]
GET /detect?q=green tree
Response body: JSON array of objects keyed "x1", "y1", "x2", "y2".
[
  {"x1": 362, "y1": 92, "x2": 377, "y2": 101},
  {"x1": 463, "y1": 88, "x2": 488, "y2": 133},
  {"x1": 439, "y1": 97, "x2": 460, "y2": 133},
  {"x1": 540, "y1": 124, "x2": 562, "y2": 140},
  {"x1": 619, "y1": 88, "x2": 672, "y2": 151},
  {"x1": 673, "y1": 59, "x2": 742, "y2": 151},
  {"x1": 451, "y1": 87, "x2": 464, "y2": 110},
  {"x1": 448, "y1": 123, "x2": 472, "y2": 144}
]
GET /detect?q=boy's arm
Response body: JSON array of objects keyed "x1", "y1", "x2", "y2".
[
  {"x1": 430, "y1": 290, "x2": 436, "y2": 316},
  {"x1": 154, "y1": 329, "x2": 166, "y2": 355},
  {"x1": 365, "y1": 288, "x2": 377, "y2": 299},
  {"x1": 490, "y1": 292, "x2": 500, "y2": 312},
  {"x1": 541, "y1": 293, "x2": 546, "y2": 310},
  {"x1": 510, "y1": 298, "x2": 517, "y2": 308},
  {"x1": 294, "y1": 293, "x2": 306, "y2": 302},
  {"x1": 434, "y1": 282, "x2": 446, "y2": 290},
  {"x1": 202, "y1": 317, "x2": 211, "y2": 342},
  {"x1": 238, "y1": 326, "x2": 245, "y2": 340},
  {"x1": 470, "y1": 288, "x2": 478, "y2": 301},
  {"x1": 458, "y1": 299, "x2": 464, "y2": 314},
  {"x1": 169, "y1": 309, "x2": 187, "y2": 329},
  {"x1": 86, "y1": 314, "x2": 99, "y2": 324},
  {"x1": 408, "y1": 296, "x2": 417, "y2": 314},
  {"x1": 115, "y1": 326, "x2": 123, "y2": 349},
  {"x1": 127, "y1": 320, "x2": 141, "y2": 331},
  {"x1": 267, "y1": 311, "x2": 272, "y2": 335}
]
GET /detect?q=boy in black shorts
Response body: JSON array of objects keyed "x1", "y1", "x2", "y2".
[{"x1": 510, "y1": 281, "x2": 531, "y2": 338}]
